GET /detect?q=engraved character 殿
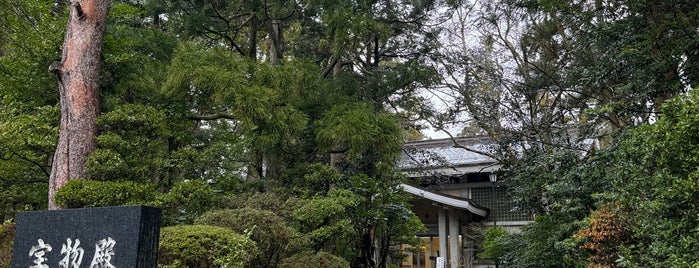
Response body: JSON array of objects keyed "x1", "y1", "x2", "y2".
[
  {"x1": 29, "y1": 239, "x2": 52, "y2": 268},
  {"x1": 89, "y1": 237, "x2": 116, "y2": 268},
  {"x1": 59, "y1": 238, "x2": 85, "y2": 268}
]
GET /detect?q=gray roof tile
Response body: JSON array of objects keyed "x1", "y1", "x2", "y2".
[{"x1": 399, "y1": 136, "x2": 498, "y2": 169}]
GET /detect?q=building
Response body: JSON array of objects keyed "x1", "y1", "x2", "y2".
[{"x1": 398, "y1": 136, "x2": 532, "y2": 268}]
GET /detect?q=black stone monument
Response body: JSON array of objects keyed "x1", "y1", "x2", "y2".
[{"x1": 11, "y1": 206, "x2": 161, "y2": 268}]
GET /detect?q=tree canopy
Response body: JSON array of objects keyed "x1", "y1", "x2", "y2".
[
  {"x1": 1, "y1": 0, "x2": 699, "y2": 267},
  {"x1": 0, "y1": 0, "x2": 442, "y2": 267},
  {"x1": 427, "y1": 0, "x2": 699, "y2": 267}
]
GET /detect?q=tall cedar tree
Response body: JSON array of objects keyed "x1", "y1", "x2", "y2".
[{"x1": 48, "y1": 0, "x2": 111, "y2": 210}]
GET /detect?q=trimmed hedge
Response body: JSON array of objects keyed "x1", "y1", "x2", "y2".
[
  {"x1": 278, "y1": 251, "x2": 350, "y2": 268},
  {"x1": 195, "y1": 208, "x2": 292, "y2": 267},
  {"x1": 54, "y1": 180, "x2": 156, "y2": 208},
  {"x1": 158, "y1": 225, "x2": 256, "y2": 268}
]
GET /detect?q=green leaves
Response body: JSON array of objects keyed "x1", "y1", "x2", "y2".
[
  {"x1": 0, "y1": 222, "x2": 14, "y2": 268},
  {"x1": 53, "y1": 180, "x2": 156, "y2": 208},
  {"x1": 278, "y1": 251, "x2": 350, "y2": 268},
  {"x1": 196, "y1": 208, "x2": 292, "y2": 267},
  {"x1": 1, "y1": 1, "x2": 438, "y2": 266},
  {"x1": 87, "y1": 104, "x2": 170, "y2": 183},
  {"x1": 0, "y1": 0, "x2": 65, "y2": 107},
  {"x1": 157, "y1": 180, "x2": 224, "y2": 225},
  {"x1": 164, "y1": 43, "x2": 309, "y2": 142},
  {"x1": 286, "y1": 163, "x2": 342, "y2": 198},
  {"x1": 101, "y1": 10, "x2": 176, "y2": 107},
  {"x1": 609, "y1": 89, "x2": 699, "y2": 267},
  {"x1": 316, "y1": 102, "x2": 402, "y2": 165},
  {"x1": 478, "y1": 226, "x2": 509, "y2": 261},
  {"x1": 0, "y1": 0, "x2": 66, "y2": 213},
  {"x1": 0, "y1": 103, "x2": 58, "y2": 212},
  {"x1": 158, "y1": 225, "x2": 257, "y2": 268}
]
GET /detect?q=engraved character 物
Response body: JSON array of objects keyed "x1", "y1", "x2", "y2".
[{"x1": 59, "y1": 238, "x2": 85, "y2": 268}]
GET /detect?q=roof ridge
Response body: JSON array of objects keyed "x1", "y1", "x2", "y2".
[{"x1": 405, "y1": 135, "x2": 494, "y2": 147}]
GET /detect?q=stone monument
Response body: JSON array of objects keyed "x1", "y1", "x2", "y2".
[{"x1": 11, "y1": 206, "x2": 161, "y2": 268}]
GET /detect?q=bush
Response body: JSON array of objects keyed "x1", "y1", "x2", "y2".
[
  {"x1": 156, "y1": 180, "x2": 223, "y2": 225},
  {"x1": 0, "y1": 223, "x2": 15, "y2": 268},
  {"x1": 284, "y1": 163, "x2": 342, "y2": 198},
  {"x1": 196, "y1": 208, "x2": 293, "y2": 268},
  {"x1": 54, "y1": 180, "x2": 156, "y2": 208},
  {"x1": 478, "y1": 226, "x2": 508, "y2": 261},
  {"x1": 158, "y1": 225, "x2": 256, "y2": 268},
  {"x1": 226, "y1": 192, "x2": 297, "y2": 219},
  {"x1": 278, "y1": 251, "x2": 350, "y2": 268}
]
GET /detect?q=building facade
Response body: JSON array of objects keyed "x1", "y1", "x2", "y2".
[{"x1": 398, "y1": 136, "x2": 532, "y2": 268}]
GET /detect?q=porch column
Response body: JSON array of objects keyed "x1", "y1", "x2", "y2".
[
  {"x1": 437, "y1": 206, "x2": 447, "y2": 260},
  {"x1": 425, "y1": 242, "x2": 432, "y2": 268},
  {"x1": 448, "y1": 211, "x2": 460, "y2": 268}
]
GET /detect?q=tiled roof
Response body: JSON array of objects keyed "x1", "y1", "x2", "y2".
[{"x1": 398, "y1": 136, "x2": 498, "y2": 170}]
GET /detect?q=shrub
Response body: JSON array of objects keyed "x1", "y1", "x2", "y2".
[
  {"x1": 478, "y1": 226, "x2": 508, "y2": 261},
  {"x1": 278, "y1": 251, "x2": 350, "y2": 268},
  {"x1": 156, "y1": 180, "x2": 223, "y2": 225},
  {"x1": 574, "y1": 203, "x2": 629, "y2": 267},
  {"x1": 158, "y1": 225, "x2": 256, "y2": 268},
  {"x1": 284, "y1": 163, "x2": 342, "y2": 198},
  {"x1": 196, "y1": 208, "x2": 293, "y2": 268},
  {"x1": 54, "y1": 180, "x2": 156, "y2": 208},
  {"x1": 226, "y1": 192, "x2": 297, "y2": 219}
]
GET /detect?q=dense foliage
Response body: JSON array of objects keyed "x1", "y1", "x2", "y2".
[
  {"x1": 1, "y1": 0, "x2": 699, "y2": 267},
  {"x1": 54, "y1": 180, "x2": 156, "y2": 208},
  {"x1": 607, "y1": 90, "x2": 699, "y2": 267},
  {"x1": 0, "y1": 0, "x2": 438, "y2": 266},
  {"x1": 0, "y1": 0, "x2": 63, "y2": 219},
  {"x1": 278, "y1": 251, "x2": 351, "y2": 268},
  {"x1": 195, "y1": 208, "x2": 293, "y2": 268},
  {"x1": 158, "y1": 225, "x2": 256, "y2": 268},
  {"x1": 429, "y1": 0, "x2": 699, "y2": 267}
]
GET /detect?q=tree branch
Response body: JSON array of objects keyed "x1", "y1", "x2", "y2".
[{"x1": 1, "y1": 146, "x2": 51, "y2": 177}]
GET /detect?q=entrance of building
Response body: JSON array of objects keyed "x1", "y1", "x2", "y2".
[{"x1": 400, "y1": 236, "x2": 467, "y2": 268}]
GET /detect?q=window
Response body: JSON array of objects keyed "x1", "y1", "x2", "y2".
[{"x1": 470, "y1": 187, "x2": 532, "y2": 222}]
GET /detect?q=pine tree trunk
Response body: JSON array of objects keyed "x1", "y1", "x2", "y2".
[{"x1": 48, "y1": 0, "x2": 111, "y2": 210}]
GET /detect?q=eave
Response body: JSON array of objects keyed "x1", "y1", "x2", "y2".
[{"x1": 400, "y1": 183, "x2": 489, "y2": 217}]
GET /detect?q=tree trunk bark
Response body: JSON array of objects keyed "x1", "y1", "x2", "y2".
[
  {"x1": 248, "y1": 13, "x2": 258, "y2": 60},
  {"x1": 48, "y1": 0, "x2": 111, "y2": 210},
  {"x1": 266, "y1": 19, "x2": 283, "y2": 66}
]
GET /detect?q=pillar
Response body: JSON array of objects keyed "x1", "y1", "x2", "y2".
[
  {"x1": 429, "y1": 236, "x2": 436, "y2": 268},
  {"x1": 437, "y1": 206, "x2": 447, "y2": 260},
  {"x1": 417, "y1": 250, "x2": 421, "y2": 268},
  {"x1": 449, "y1": 211, "x2": 460, "y2": 268}
]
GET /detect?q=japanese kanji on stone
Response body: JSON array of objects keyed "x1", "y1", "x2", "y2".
[{"x1": 11, "y1": 206, "x2": 160, "y2": 268}]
